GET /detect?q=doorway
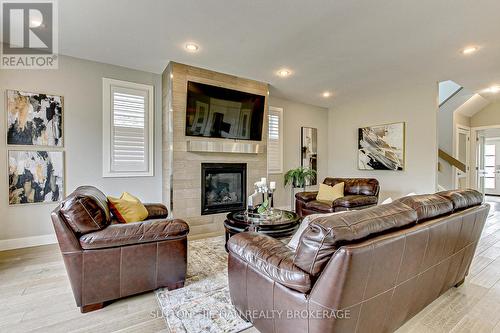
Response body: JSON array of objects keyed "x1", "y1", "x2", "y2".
[
  {"x1": 472, "y1": 126, "x2": 500, "y2": 196},
  {"x1": 484, "y1": 138, "x2": 500, "y2": 195}
]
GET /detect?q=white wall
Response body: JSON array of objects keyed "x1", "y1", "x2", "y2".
[
  {"x1": 437, "y1": 100, "x2": 454, "y2": 189},
  {"x1": 471, "y1": 101, "x2": 500, "y2": 127},
  {"x1": 268, "y1": 96, "x2": 329, "y2": 209},
  {"x1": 328, "y1": 82, "x2": 438, "y2": 201},
  {"x1": 0, "y1": 55, "x2": 162, "y2": 243}
]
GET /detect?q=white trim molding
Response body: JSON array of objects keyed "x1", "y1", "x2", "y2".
[{"x1": 0, "y1": 234, "x2": 57, "y2": 251}]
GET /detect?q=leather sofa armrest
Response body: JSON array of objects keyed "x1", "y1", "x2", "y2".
[
  {"x1": 227, "y1": 232, "x2": 312, "y2": 293},
  {"x1": 144, "y1": 203, "x2": 169, "y2": 219},
  {"x1": 295, "y1": 191, "x2": 318, "y2": 203},
  {"x1": 79, "y1": 218, "x2": 189, "y2": 250}
]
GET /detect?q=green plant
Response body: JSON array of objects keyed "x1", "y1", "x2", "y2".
[
  {"x1": 284, "y1": 167, "x2": 317, "y2": 189},
  {"x1": 257, "y1": 199, "x2": 269, "y2": 214}
]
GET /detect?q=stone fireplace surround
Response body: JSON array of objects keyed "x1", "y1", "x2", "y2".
[{"x1": 162, "y1": 62, "x2": 269, "y2": 238}]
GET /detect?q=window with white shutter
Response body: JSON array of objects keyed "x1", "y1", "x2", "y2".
[
  {"x1": 102, "y1": 78, "x2": 154, "y2": 177},
  {"x1": 268, "y1": 106, "x2": 283, "y2": 174}
]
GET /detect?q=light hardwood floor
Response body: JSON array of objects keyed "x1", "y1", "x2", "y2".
[{"x1": 2, "y1": 198, "x2": 500, "y2": 333}]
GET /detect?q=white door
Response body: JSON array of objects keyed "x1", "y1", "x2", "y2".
[
  {"x1": 476, "y1": 134, "x2": 486, "y2": 195},
  {"x1": 454, "y1": 127, "x2": 470, "y2": 189},
  {"x1": 484, "y1": 139, "x2": 500, "y2": 195}
]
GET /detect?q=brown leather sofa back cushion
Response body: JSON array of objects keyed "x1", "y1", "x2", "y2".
[
  {"x1": 323, "y1": 177, "x2": 379, "y2": 196},
  {"x1": 437, "y1": 189, "x2": 483, "y2": 210},
  {"x1": 294, "y1": 201, "x2": 417, "y2": 276},
  {"x1": 59, "y1": 186, "x2": 111, "y2": 234},
  {"x1": 397, "y1": 194, "x2": 453, "y2": 222}
]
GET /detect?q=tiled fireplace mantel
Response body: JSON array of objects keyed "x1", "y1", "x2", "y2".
[{"x1": 162, "y1": 62, "x2": 269, "y2": 238}]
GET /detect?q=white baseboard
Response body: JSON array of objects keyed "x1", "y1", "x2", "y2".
[{"x1": 0, "y1": 234, "x2": 57, "y2": 251}]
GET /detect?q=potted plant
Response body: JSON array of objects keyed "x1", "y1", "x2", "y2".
[
  {"x1": 284, "y1": 167, "x2": 317, "y2": 191},
  {"x1": 284, "y1": 167, "x2": 317, "y2": 211}
]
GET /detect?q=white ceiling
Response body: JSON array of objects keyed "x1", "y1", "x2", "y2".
[{"x1": 55, "y1": 0, "x2": 500, "y2": 108}]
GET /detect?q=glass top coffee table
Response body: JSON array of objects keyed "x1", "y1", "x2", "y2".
[{"x1": 224, "y1": 209, "x2": 300, "y2": 250}]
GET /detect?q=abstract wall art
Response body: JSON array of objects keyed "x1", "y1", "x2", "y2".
[
  {"x1": 358, "y1": 122, "x2": 405, "y2": 171},
  {"x1": 8, "y1": 150, "x2": 64, "y2": 205},
  {"x1": 6, "y1": 90, "x2": 63, "y2": 146}
]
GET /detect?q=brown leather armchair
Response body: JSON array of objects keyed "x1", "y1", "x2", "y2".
[
  {"x1": 51, "y1": 186, "x2": 189, "y2": 313},
  {"x1": 295, "y1": 177, "x2": 379, "y2": 217},
  {"x1": 228, "y1": 189, "x2": 487, "y2": 333}
]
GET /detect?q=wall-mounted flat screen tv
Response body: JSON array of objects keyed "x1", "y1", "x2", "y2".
[{"x1": 185, "y1": 81, "x2": 265, "y2": 141}]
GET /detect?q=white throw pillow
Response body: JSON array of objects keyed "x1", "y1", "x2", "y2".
[
  {"x1": 288, "y1": 211, "x2": 346, "y2": 250},
  {"x1": 380, "y1": 197, "x2": 393, "y2": 205}
]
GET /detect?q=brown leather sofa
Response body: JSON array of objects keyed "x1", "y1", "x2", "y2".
[
  {"x1": 228, "y1": 189, "x2": 487, "y2": 333},
  {"x1": 295, "y1": 177, "x2": 380, "y2": 217},
  {"x1": 51, "y1": 186, "x2": 189, "y2": 313}
]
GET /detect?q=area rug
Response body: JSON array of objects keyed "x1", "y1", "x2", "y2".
[{"x1": 155, "y1": 236, "x2": 253, "y2": 333}]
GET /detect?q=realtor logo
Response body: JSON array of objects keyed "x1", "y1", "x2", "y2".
[{"x1": 1, "y1": 0, "x2": 58, "y2": 69}]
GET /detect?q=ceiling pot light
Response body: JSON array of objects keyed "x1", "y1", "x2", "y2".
[
  {"x1": 277, "y1": 69, "x2": 291, "y2": 77},
  {"x1": 462, "y1": 46, "x2": 479, "y2": 55},
  {"x1": 322, "y1": 91, "x2": 331, "y2": 98},
  {"x1": 185, "y1": 43, "x2": 199, "y2": 52},
  {"x1": 486, "y1": 85, "x2": 500, "y2": 93}
]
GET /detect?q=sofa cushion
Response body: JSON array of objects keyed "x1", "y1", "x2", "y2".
[
  {"x1": 333, "y1": 195, "x2": 378, "y2": 208},
  {"x1": 294, "y1": 201, "x2": 417, "y2": 276},
  {"x1": 323, "y1": 178, "x2": 379, "y2": 196},
  {"x1": 288, "y1": 212, "x2": 346, "y2": 250},
  {"x1": 437, "y1": 189, "x2": 483, "y2": 210},
  {"x1": 79, "y1": 218, "x2": 189, "y2": 250},
  {"x1": 317, "y1": 182, "x2": 344, "y2": 204},
  {"x1": 60, "y1": 186, "x2": 111, "y2": 234},
  {"x1": 397, "y1": 194, "x2": 453, "y2": 222},
  {"x1": 107, "y1": 192, "x2": 149, "y2": 223},
  {"x1": 305, "y1": 200, "x2": 335, "y2": 213},
  {"x1": 228, "y1": 232, "x2": 312, "y2": 293}
]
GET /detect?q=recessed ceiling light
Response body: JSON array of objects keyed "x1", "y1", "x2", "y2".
[
  {"x1": 185, "y1": 43, "x2": 199, "y2": 52},
  {"x1": 484, "y1": 85, "x2": 500, "y2": 94},
  {"x1": 322, "y1": 91, "x2": 331, "y2": 98},
  {"x1": 277, "y1": 69, "x2": 291, "y2": 77},
  {"x1": 462, "y1": 46, "x2": 479, "y2": 55}
]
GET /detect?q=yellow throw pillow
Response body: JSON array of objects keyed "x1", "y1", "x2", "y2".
[
  {"x1": 316, "y1": 182, "x2": 344, "y2": 204},
  {"x1": 121, "y1": 192, "x2": 142, "y2": 203},
  {"x1": 107, "y1": 192, "x2": 148, "y2": 223}
]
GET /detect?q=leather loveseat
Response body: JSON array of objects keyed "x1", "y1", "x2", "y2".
[
  {"x1": 51, "y1": 186, "x2": 189, "y2": 313},
  {"x1": 295, "y1": 177, "x2": 380, "y2": 217},
  {"x1": 228, "y1": 189, "x2": 487, "y2": 333}
]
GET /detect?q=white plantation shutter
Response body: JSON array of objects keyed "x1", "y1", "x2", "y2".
[
  {"x1": 268, "y1": 106, "x2": 283, "y2": 174},
  {"x1": 103, "y1": 79, "x2": 154, "y2": 177}
]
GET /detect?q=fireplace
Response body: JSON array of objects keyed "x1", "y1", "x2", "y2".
[{"x1": 201, "y1": 163, "x2": 247, "y2": 215}]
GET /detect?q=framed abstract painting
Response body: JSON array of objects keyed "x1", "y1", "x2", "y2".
[
  {"x1": 8, "y1": 150, "x2": 65, "y2": 205},
  {"x1": 358, "y1": 122, "x2": 405, "y2": 171},
  {"x1": 6, "y1": 90, "x2": 64, "y2": 147}
]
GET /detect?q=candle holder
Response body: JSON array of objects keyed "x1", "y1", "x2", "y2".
[{"x1": 247, "y1": 178, "x2": 275, "y2": 216}]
